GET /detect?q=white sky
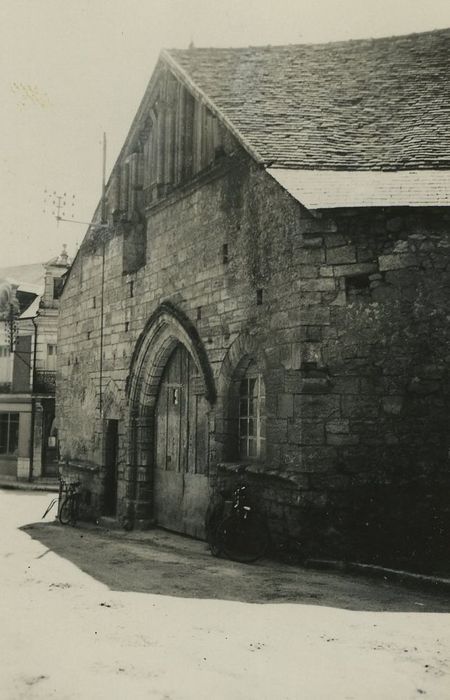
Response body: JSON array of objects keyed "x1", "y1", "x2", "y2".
[{"x1": 1, "y1": 0, "x2": 450, "y2": 267}]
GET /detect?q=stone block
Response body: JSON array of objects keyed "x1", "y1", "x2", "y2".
[
  {"x1": 300, "y1": 341, "x2": 323, "y2": 365},
  {"x1": 382, "y1": 396, "x2": 403, "y2": 415},
  {"x1": 267, "y1": 419, "x2": 288, "y2": 442},
  {"x1": 284, "y1": 370, "x2": 304, "y2": 393},
  {"x1": 326, "y1": 246, "x2": 357, "y2": 265},
  {"x1": 332, "y1": 263, "x2": 378, "y2": 277},
  {"x1": 342, "y1": 396, "x2": 379, "y2": 419},
  {"x1": 326, "y1": 419, "x2": 350, "y2": 434},
  {"x1": 301, "y1": 446, "x2": 338, "y2": 473},
  {"x1": 269, "y1": 311, "x2": 289, "y2": 329},
  {"x1": 323, "y1": 234, "x2": 347, "y2": 247},
  {"x1": 300, "y1": 248, "x2": 326, "y2": 265},
  {"x1": 294, "y1": 394, "x2": 341, "y2": 419},
  {"x1": 330, "y1": 291, "x2": 347, "y2": 306},
  {"x1": 299, "y1": 377, "x2": 331, "y2": 394},
  {"x1": 300, "y1": 218, "x2": 338, "y2": 234},
  {"x1": 279, "y1": 344, "x2": 295, "y2": 370},
  {"x1": 300, "y1": 325, "x2": 323, "y2": 342},
  {"x1": 290, "y1": 306, "x2": 330, "y2": 326},
  {"x1": 302, "y1": 236, "x2": 323, "y2": 248},
  {"x1": 288, "y1": 420, "x2": 325, "y2": 445},
  {"x1": 327, "y1": 433, "x2": 360, "y2": 446},
  {"x1": 297, "y1": 278, "x2": 336, "y2": 292},
  {"x1": 299, "y1": 265, "x2": 320, "y2": 279},
  {"x1": 378, "y1": 253, "x2": 418, "y2": 271},
  {"x1": 277, "y1": 393, "x2": 294, "y2": 418}
]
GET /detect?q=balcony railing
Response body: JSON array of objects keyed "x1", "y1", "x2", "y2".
[{"x1": 34, "y1": 370, "x2": 56, "y2": 394}]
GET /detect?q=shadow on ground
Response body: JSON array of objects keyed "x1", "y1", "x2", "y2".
[{"x1": 21, "y1": 520, "x2": 450, "y2": 613}]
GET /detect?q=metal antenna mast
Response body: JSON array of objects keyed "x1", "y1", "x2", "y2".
[
  {"x1": 43, "y1": 190, "x2": 76, "y2": 225},
  {"x1": 43, "y1": 133, "x2": 109, "y2": 415}
]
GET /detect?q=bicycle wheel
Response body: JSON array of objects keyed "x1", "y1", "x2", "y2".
[
  {"x1": 206, "y1": 503, "x2": 225, "y2": 557},
  {"x1": 208, "y1": 523, "x2": 224, "y2": 557},
  {"x1": 218, "y1": 511, "x2": 269, "y2": 563},
  {"x1": 70, "y1": 496, "x2": 79, "y2": 526},
  {"x1": 59, "y1": 497, "x2": 73, "y2": 525}
]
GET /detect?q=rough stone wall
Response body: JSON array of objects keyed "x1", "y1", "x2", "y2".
[
  {"x1": 57, "y1": 156, "x2": 450, "y2": 563},
  {"x1": 270, "y1": 206, "x2": 450, "y2": 565}
]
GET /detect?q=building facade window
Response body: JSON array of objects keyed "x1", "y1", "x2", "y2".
[
  {"x1": 0, "y1": 413, "x2": 19, "y2": 455},
  {"x1": 238, "y1": 362, "x2": 266, "y2": 460},
  {"x1": 46, "y1": 344, "x2": 57, "y2": 371}
]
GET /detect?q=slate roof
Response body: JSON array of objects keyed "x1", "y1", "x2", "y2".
[{"x1": 166, "y1": 29, "x2": 450, "y2": 171}]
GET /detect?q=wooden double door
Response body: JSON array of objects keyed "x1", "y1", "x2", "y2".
[{"x1": 154, "y1": 344, "x2": 209, "y2": 538}]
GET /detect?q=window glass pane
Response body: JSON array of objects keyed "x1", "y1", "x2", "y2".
[
  {"x1": 247, "y1": 418, "x2": 255, "y2": 437},
  {"x1": 239, "y1": 400, "x2": 248, "y2": 418},
  {"x1": 8, "y1": 415, "x2": 19, "y2": 455},
  {"x1": 0, "y1": 415, "x2": 8, "y2": 453},
  {"x1": 248, "y1": 377, "x2": 257, "y2": 397},
  {"x1": 248, "y1": 439, "x2": 257, "y2": 457},
  {"x1": 239, "y1": 437, "x2": 248, "y2": 457},
  {"x1": 240, "y1": 378, "x2": 248, "y2": 395},
  {"x1": 239, "y1": 419, "x2": 248, "y2": 439},
  {"x1": 247, "y1": 399, "x2": 255, "y2": 417}
]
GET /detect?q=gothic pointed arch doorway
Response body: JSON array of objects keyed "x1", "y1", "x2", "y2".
[
  {"x1": 154, "y1": 342, "x2": 209, "y2": 537},
  {"x1": 127, "y1": 302, "x2": 216, "y2": 538}
]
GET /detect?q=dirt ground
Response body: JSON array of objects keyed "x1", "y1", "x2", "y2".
[
  {"x1": 2, "y1": 488, "x2": 450, "y2": 699},
  {"x1": 21, "y1": 509, "x2": 450, "y2": 611}
]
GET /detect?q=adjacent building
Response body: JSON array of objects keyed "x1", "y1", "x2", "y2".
[
  {"x1": 57, "y1": 29, "x2": 450, "y2": 565},
  {"x1": 0, "y1": 248, "x2": 70, "y2": 484}
]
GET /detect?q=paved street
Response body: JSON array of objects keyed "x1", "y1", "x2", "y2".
[{"x1": 1, "y1": 488, "x2": 450, "y2": 699}]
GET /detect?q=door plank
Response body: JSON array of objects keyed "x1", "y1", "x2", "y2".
[{"x1": 154, "y1": 343, "x2": 210, "y2": 537}]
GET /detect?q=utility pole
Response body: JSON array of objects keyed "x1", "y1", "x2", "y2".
[{"x1": 99, "y1": 132, "x2": 107, "y2": 416}]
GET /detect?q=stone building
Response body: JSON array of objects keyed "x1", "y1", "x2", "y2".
[
  {"x1": 0, "y1": 249, "x2": 70, "y2": 484},
  {"x1": 57, "y1": 29, "x2": 450, "y2": 565}
]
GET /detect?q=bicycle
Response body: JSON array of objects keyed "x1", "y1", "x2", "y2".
[
  {"x1": 207, "y1": 483, "x2": 270, "y2": 563},
  {"x1": 59, "y1": 480, "x2": 81, "y2": 525},
  {"x1": 42, "y1": 479, "x2": 81, "y2": 526}
]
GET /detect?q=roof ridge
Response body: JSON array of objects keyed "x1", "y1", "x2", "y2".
[{"x1": 166, "y1": 26, "x2": 450, "y2": 53}]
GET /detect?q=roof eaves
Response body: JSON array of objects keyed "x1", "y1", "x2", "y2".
[
  {"x1": 161, "y1": 49, "x2": 265, "y2": 166},
  {"x1": 268, "y1": 167, "x2": 450, "y2": 210}
]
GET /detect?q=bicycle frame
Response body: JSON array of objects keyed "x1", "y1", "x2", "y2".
[
  {"x1": 59, "y1": 480, "x2": 81, "y2": 526},
  {"x1": 207, "y1": 482, "x2": 269, "y2": 562},
  {"x1": 42, "y1": 478, "x2": 81, "y2": 525}
]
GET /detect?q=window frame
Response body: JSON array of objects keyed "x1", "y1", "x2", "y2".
[
  {"x1": 238, "y1": 363, "x2": 266, "y2": 461},
  {"x1": 46, "y1": 344, "x2": 57, "y2": 371}
]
